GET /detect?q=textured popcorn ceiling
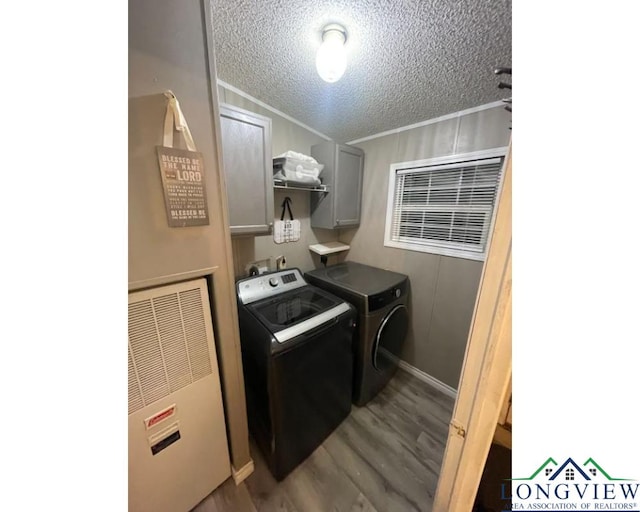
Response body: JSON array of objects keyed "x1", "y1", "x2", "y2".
[{"x1": 210, "y1": 0, "x2": 511, "y2": 143}]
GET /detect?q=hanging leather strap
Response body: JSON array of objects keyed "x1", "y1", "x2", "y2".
[
  {"x1": 280, "y1": 197, "x2": 294, "y2": 221},
  {"x1": 162, "y1": 90, "x2": 197, "y2": 151}
]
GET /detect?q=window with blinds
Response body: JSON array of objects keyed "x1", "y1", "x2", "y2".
[{"x1": 384, "y1": 150, "x2": 506, "y2": 260}]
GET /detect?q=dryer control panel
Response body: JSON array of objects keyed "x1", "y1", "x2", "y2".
[{"x1": 368, "y1": 279, "x2": 408, "y2": 312}]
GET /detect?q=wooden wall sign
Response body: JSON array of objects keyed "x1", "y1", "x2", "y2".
[
  {"x1": 157, "y1": 146, "x2": 209, "y2": 227},
  {"x1": 156, "y1": 90, "x2": 210, "y2": 227}
]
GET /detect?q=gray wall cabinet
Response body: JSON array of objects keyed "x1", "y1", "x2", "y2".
[
  {"x1": 310, "y1": 142, "x2": 364, "y2": 229},
  {"x1": 219, "y1": 103, "x2": 274, "y2": 236}
]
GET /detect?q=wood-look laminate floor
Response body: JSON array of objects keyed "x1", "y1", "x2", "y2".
[{"x1": 192, "y1": 369, "x2": 455, "y2": 512}]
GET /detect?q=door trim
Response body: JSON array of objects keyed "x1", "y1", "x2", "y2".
[
  {"x1": 231, "y1": 459, "x2": 255, "y2": 485},
  {"x1": 432, "y1": 143, "x2": 512, "y2": 512}
]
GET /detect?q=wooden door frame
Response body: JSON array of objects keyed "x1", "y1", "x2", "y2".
[{"x1": 433, "y1": 144, "x2": 512, "y2": 511}]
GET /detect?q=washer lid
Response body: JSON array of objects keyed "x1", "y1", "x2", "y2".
[
  {"x1": 247, "y1": 286, "x2": 350, "y2": 343},
  {"x1": 307, "y1": 261, "x2": 407, "y2": 297}
]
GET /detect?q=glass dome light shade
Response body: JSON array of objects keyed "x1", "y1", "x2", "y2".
[{"x1": 316, "y1": 26, "x2": 347, "y2": 83}]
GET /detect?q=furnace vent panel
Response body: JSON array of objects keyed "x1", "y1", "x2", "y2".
[{"x1": 128, "y1": 282, "x2": 213, "y2": 415}]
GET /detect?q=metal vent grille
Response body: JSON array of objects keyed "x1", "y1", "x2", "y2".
[
  {"x1": 153, "y1": 293, "x2": 192, "y2": 393},
  {"x1": 128, "y1": 281, "x2": 213, "y2": 415},
  {"x1": 180, "y1": 288, "x2": 212, "y2": 380},
  {"x1": 128, "y1": 346, "x2": 144, "y2": 415}
]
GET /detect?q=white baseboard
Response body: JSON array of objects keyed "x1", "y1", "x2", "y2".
[
  {"x1": 398, "y1": 360, "x2": 458, "y2": 399},
  {"x1": 231, "y1": 459, "x2": 255, "y2": 486}
]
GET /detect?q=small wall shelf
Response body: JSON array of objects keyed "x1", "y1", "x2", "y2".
[
  {"x1": 309, "y1": 242, "x2": 350, "y2": 255},
  {"x1": 309, "y1": 241, "x2": 350, "y2": 267}
]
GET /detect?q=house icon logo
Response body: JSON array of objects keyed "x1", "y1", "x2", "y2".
[
  {"x1": 512, "y1": 457, "x2": 632, "y2": 482},
  {"x1": 502, "y1": 457, "x2": 639, "y2": 511}
]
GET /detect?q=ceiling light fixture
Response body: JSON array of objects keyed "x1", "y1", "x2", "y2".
[{"x1": 316, "y1": 23, "x2": 347, "y2": 83}]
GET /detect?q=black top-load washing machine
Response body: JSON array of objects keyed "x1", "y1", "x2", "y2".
[
  {"x1": 236, "y1": 268, "x2": 356, "y2": 481},
  {"x1": 305, "y1": 262, "x2": 409, "y2": 406}
]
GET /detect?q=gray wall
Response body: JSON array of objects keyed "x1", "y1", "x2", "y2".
[
  {"x1": 129, "y1": 0, "x2": 251, "y2": 470},
  {"x1": 340, "y1": 106, "x2": 512, "y2": 389},
  {"x1": 218, "y1": 86, "x2": 341, "y2": 277},
  {"x1": 217, "y1": 83, "x2": 511, "y2": 389}
]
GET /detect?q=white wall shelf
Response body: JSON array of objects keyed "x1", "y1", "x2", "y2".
[{"x1": 308, "y1": 242, "x2": 350, "y2": 256}]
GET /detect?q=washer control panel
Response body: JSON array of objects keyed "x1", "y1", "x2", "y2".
[{"x1": 238, "y1": 269, "x2": 306, "y2": 304}]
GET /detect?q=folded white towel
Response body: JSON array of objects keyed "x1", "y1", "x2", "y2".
[
  {"x1": 275, "y1": 150, "x2": 319, "y2": 164},
  {"x1": 273, "y1": 169, "x2": 321, "y2": 186}
]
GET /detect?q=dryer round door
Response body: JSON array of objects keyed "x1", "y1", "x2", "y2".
[{"x1": 372, "y1": 304, "x2": 408, "y2": 373}]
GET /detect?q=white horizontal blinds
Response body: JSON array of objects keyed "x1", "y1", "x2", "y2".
[{"x1": 391, "y1": 157, "x2": 503, "y2": 254}]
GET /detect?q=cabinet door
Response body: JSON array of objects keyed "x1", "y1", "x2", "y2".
[
  {"x1": 219, "y1": 105, "x2": 273, "y2": 235},
  {"x1": 334, "y1": 145, "x2": 364, "y2": 227}
]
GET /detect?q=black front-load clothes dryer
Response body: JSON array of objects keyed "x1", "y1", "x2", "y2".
[{"x1": 305, "y1": 262, "x2": 409, "y2": 406}]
